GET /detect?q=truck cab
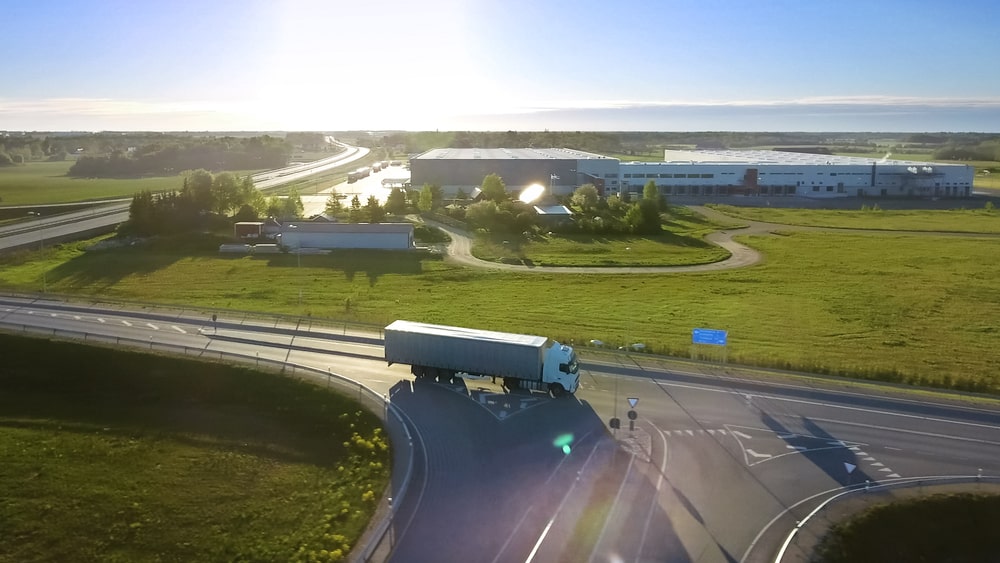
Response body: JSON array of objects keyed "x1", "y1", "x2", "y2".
[{"x1": 541, "y1": 342, "x2": 579, "y2": 396}]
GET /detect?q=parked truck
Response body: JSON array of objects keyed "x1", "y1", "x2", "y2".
[{"x1": 384, "y1": 320, "x2": 580, "y2": 396}]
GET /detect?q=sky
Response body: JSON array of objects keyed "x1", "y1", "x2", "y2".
[{"x1": 2, "y1": 0, "x2": 999, "y2": 132}]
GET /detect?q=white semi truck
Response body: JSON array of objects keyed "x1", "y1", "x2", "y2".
[{"x1": 383, "y1": 320, "x2": 580, "y2": 396}]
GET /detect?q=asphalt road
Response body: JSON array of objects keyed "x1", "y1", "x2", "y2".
[{"x1": 2, "y1": 296, "x2": 998, "y2": 562}]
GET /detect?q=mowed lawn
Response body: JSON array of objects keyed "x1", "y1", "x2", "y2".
[
  {"x1": 1, "y1": 161, "x2": 189, "y2": 205},
  {"x1": 472, "y1": 207, "x2": 736, "y2": 266},
  {"x1": 2, "y1": 229, "x2": 998, "y2": 393},
  {"x1": 0, "y1": 334, "x2": 390, "y2": 562},
  {"x1": 708, "y1": 204, "x2": 1000, "y2": 233}
]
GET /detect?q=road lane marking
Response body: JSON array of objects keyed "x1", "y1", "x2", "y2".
[
  {"x1": 121, "y1": 320, "x2": 132, "y2": 327},
  {"x1": 50, "y1": 313, "x2": 57, "y2": 317},
  {"x1": 97, "y1": 318, "x2": 105, "y2": 323},
  {"x1": 146, "y1": 323, "x2": 158, "y2": 330},
  {"x1": 73, "y1": 315, "x2": 81, "y2": 320},
  {"x1": 746, "y1": 449, "x2": 772, "y2": 459},
  {"x1": 654, "y1": 379, "x2": 1000, "y2": 433},
  {"x1": 172, "y1": 325, "x2": 186, "y2": 334},
  {"x1": 732, "y1": 430, "x2": 753, "y2": 440}
]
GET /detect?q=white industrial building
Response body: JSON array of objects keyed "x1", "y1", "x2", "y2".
[
  {"x1": 277, "y1": 222, "x2": 414, "y2": 250},
  {"x1": 409, "y1": 148, "x2": 974, "y2": 200}
]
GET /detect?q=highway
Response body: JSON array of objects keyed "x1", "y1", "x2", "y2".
[
  {"x1": 2, "y1": 296, "x2": 998, "y2": 562},
  {"x1": 0, "y1": 139, "x2": 370, "y2": 253}
]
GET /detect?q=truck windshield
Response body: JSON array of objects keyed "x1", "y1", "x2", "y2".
[{"x1": 568, "y1": 354, "x2": 579, "y2": 374}]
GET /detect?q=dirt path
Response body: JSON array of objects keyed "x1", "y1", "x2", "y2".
[{"x1": 419, "y1": 206, "x2": 1000, "y2": 274}]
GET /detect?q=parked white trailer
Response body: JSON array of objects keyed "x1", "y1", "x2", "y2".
[{"x1": 384, "y1": 320, "x2": 579, "y2": 396}]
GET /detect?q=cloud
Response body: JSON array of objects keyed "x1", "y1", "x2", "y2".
[{"x1": 510, "y1": 95, "x2": 1000, "y2": 113}]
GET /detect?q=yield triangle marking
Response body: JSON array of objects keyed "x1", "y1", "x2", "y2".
[
  {"x1": 844, "y1": 462, "x2": 857, "y2": 474},
  {"x1": 871, "y1": 462, "x2": 884, "y2": 467},
  {"x1": 888, "y1": 473, "x2": 901, "y2": 478},
  {"x1": 879, "y1": 467, "x2": 893, "y2": 472}
]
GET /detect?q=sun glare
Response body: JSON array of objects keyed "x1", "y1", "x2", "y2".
[{"x1": 519, "y1": 183, "x2": 545, "y2": 204}]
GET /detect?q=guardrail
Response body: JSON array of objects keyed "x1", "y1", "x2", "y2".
[{"x1": 0, "y1": 320, "x2": 412, "y2": 563}]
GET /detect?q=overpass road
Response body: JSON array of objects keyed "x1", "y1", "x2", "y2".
[{"x1": 2, "y1": 296, "x2": 998, "y2": 562}]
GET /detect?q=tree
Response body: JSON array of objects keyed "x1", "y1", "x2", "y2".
[
  {"x1": 348, "y1": 194, "x2": 366, "y2": 222},
  {"x1": 365, "y1": 195, "x2": 386, "y2": 223},
  {"x1": 272, "y1": 190, "x2": 303, "y2": 219},
  {"x1": 325, "y1": 189, "x2": 344, "y2": 215},
  {"x1": 418, "y1": 184, "x2": 434, "y2": 212},
  {"x1": 212, "y1": 172, "x2": 240, "y2": 215},
  {"x1": 183, "y1": 169, "x2": 215, "y2": 213},
  {"x1": 465, "y1": 201, "x2": 499, "y2": 231},
  {"x1": 571, "y1": 184, "x2": 599, "y2": 211},
  {"x1": 626, "y1": 199, "x2": 662, "y2": 234},
  {"x1": 643, "y1": 180, "x2": 659, "y2": 204},
  {"x1": 239, "y1": 175, "x2": 267, "y2": 216},
  {"x1": 480, "y1": 173, "x2": 508, "y2": 202},
  {"x1": 385, "y1": 188, "x2": 408, "y2": 215}
]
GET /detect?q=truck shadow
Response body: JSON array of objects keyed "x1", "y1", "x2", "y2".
[{"x1": 385, "y1": 378, "x2": 698, "y2": 562}]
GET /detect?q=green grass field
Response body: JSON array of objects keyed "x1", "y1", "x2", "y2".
[
  {"x1": 815, "y1": 493, "x2": 1000, "y2": 563},
  {"x1": 2, "y1": 228, "x2": 998, "y2": 393},
  {"x1": 473, "y1": 207, "x2": 735, "y2": 266},
  {"x1": 0, "y1": 334, "x2": 390, "y2": 562},
  {"x1": 708, "y1": 204, "x2": 1000, "y2": 233},
  {"x1": 0, "y1": 161, "x2": 184, "y2": 205}
]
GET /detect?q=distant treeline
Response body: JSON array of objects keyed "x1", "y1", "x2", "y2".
[
  {"x1": 354, "y1": 131, "x2": 1000, "y2": 158},
  {"x1": 67, "y1": 136, "x2": 292, "y2": 178}
]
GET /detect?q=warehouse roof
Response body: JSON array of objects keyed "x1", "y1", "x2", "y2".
[
  {"x1": 413, "y1": 147, "x2": 611, "y2": 161},
  {"x1": 660, "y1": 149, "x2": 968, "y2": 168},
  {"x1": 281, "y1": 222, "x2": 413, "y2": 233}
]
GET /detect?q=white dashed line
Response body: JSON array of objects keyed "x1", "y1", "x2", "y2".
[
  {"x1": 97, "y1": 318, "x2": 106, "y2": 323},
  {"x1": 171, "y1": 326, "x2": 186, "y2": 334},
  {"x1": 121, "y1": 320, "x2": 132, "y2": 327},
  {"x1": 146, "y1": 323, "x2": 158, "y2": 330}
]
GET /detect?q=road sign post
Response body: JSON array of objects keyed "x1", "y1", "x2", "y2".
[{"x1": 691, "y1": 328, "x2": 728, "y2": 363}]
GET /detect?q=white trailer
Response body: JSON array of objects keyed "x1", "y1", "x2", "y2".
[{"x1": 384, "y1": 320, "x2": 580, "y2": 396}]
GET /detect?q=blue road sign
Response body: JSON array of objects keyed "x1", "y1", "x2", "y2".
[{"x1": 692, "y1": 328, "x2": 728, "y2": 346}]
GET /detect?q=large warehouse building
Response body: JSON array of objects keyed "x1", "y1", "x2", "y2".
[{"x1": 409, "y1": 148, "x2": 975, "y2": 200}]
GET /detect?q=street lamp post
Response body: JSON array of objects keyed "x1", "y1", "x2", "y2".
[
  {"x1": 288, "y1": 224, "x2": 302, "y2": 304},
  {"x1": 29, "y1": 212, "x2": 46, "y2": 292}
]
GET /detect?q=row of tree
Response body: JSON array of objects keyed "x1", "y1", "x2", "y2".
[
  {"x1": 123, "y1": 170, "x2": 303, "y2": 236},
  {"x1": 932, "y1": 139, "x2": 1000, "y2": 162},
  {"x1": 69, "y1": 136, "x2": 291, "y2": 178}
]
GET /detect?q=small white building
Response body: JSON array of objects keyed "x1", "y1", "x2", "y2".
[{"x1": 278, "y1": 222, "x2": 414, "y2": 250}]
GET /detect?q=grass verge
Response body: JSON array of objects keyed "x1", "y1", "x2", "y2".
[
  {"x1": 708, "y1": 204, "x2": 1000, "y2": 233},
  {"x1": 814, "y1": 493, "x2": 1000, "y2": 563},
  {"x1": 0, "y1": 333, "x2": 390, "y2": 562}
]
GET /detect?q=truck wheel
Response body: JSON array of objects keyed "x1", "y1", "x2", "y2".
[
  {"x1": 503, "y1": 377, "x2": 520, "y2": 391},
  {"x1": 411, "y1": 366, "x2": 427, "y2": 379},
  {"x1": 548, "y1": 383, "x2": 566, "y2": 397},
  {"x1": 438, "y1": 370, "x2": 454, "y2": 384}
]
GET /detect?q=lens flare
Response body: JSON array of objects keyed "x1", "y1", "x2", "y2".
[
  {"x1": 519, "y1": 183, "x2": 545, "y2": 204},
  {"x1": 553, "y1": 433, "x2": 574, "y2": 455}
]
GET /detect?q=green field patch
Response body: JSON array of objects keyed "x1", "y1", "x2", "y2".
[
  {"x1": 472, "y1": 206, "x2": 732, "y2": 266},
  {"x1": 0, "y1": 334, "x2": 390, "y2": 562},
  {"x1": 709, "y1": 204, "x2": 1000, "y2": 233},
  {"x1": 815, "y1": 493, "x2": 1000, "y2": 563},
  {"x1": 2, "y1": 229, "x2": 999, "y2": 393}
]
